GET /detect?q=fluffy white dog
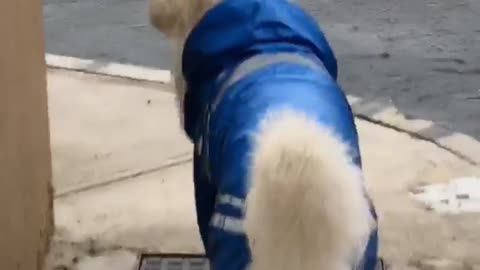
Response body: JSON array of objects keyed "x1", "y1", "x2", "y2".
[{"x1": 149, "y1": 1, "x2": 379, "y2": 270}]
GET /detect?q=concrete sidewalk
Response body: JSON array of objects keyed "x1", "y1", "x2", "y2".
[{"x1": 44, "y1": 69, "x2": 480, "y2": 270}]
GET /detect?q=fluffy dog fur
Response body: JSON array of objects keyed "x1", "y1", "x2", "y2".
[
  {"x1": 149, "y1": 1, "x2": 375, "y2": 269},
  {"x1": 149, "y1": 0, "x2": 218, "y2": 122}
]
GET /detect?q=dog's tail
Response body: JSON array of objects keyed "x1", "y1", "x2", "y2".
[{"x1": 245, "y1": 109, "x2": 374, "y2": 270}]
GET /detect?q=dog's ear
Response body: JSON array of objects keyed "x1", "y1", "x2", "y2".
[
  {"x1": 149, "y1": 0, "x2": 219, "y2": 39},
  {"x1": 149, "y1": 0, "x2": 186, "y2": 38}
]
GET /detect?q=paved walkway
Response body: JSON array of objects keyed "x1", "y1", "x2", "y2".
[{"x1": 44, "y1": 69, "x2": 480, "y2": 270}]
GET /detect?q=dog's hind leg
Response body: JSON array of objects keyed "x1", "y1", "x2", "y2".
[{"x1": 245, "y1": 109, "x2": 375, "y2": 270}]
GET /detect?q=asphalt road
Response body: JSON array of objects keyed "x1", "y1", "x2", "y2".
[{"x1": 43, "y1": 0, "x2": 480, "y2": 140}]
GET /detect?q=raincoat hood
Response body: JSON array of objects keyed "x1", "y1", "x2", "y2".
[{"x1": 181, "y1": 0, "x2": 338, "y2": 140}]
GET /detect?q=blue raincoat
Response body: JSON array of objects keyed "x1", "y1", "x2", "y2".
[{"x1": 181, "y1": 0, "x2": 379, "y2": 269}]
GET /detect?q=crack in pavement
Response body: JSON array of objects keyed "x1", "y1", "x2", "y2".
[
  {"x1": 54, "y1": 153, "x2": 193, "y2": 199},
  {"x1": 355, "y1": 113, "x2": 479, "y2": 166},
  {"x1": 52, "y1": 104, "x2": 478, "y2": 200},
  {"x1": 54, "y1": 113, "x2": 478, "y2": 200},
  {"x1": 52, "y1": 239, "x2": 146, "y2": 256}
]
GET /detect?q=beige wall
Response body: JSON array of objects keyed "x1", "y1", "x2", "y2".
[{"x1": 0, "y1": 0, "x2": 54, "y2": 269}]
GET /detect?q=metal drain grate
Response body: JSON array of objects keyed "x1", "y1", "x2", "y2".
[
  {"x1": 138, "y1": 254, "x2": 386, "y2": 270},
  {"x1": 138, "y1": 254, "x2": 209, "y2": 270}
]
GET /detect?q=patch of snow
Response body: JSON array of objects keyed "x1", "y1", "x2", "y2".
[{"x1": 409, "y1": 177, "x2": 480, "y2": 214}]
